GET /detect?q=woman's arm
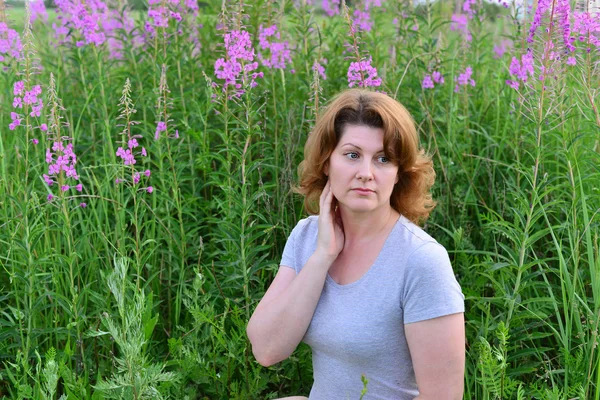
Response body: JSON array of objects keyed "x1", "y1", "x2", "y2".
[
  {"x1": 246, "y1": 251, "x2": 334, "y2": 367},
  {"x1": 405, "y1": 312, "x2": 465, "y2": 400},
  {"x1": 248, "y1": 179, "x2": 343, "y2": 367}
]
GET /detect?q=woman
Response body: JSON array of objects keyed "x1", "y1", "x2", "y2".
[{"x1": 246, "y1": 89, "x2": 465, "y2": 399}]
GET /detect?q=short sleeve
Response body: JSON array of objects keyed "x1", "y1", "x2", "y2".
[
  {"x1": 401, "y1": 242, "x2": 465, "y2": 324},
  {"x1": 280, "y1": 222, "x2": 299, "y2": 273}
]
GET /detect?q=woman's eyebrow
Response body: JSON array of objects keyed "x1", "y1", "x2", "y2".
[{"x1": 341, "y1": 143, "x2": 385, "y2": 152}]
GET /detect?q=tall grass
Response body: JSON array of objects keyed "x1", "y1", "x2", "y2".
[{"x1": 0, "y1": 0, "x2": 598, "y2": 398}]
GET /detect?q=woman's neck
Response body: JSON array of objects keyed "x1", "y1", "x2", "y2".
[{"x1": 339, "y1": 206, "x2": 399, "y2": 246}]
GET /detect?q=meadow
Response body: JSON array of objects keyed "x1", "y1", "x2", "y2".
[{"x1": 0, "y1": 0, "x2": 599, "y2": 398}]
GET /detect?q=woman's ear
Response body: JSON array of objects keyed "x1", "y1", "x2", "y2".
[{"x1": 324, "y1": 162, "x2": 329, "y2": 177}]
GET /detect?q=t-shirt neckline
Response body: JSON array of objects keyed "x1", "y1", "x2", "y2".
[{"x1": 325, "y1": 214, "x2": 403, "y2": 289}]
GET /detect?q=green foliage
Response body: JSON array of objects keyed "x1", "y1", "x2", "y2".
[{"x1": 92, "y1": 257, "x2": 178, "y2": 398}]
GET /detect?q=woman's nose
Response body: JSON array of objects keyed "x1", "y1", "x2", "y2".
[{"x1": 356, "y1": 160, "x2": 374, "y2": 180}]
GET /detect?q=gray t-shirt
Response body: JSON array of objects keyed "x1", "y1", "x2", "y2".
[{"x1": 280, "y1": 214, "x2": 465, "y2": 400}]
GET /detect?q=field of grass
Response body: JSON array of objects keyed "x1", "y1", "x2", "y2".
[{"x1": 0, "y1": 0, "x2": 599, "y2": 398}]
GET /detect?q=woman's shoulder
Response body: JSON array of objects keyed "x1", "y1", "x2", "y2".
[
  {"x1": 287, "y1": 215, "x2": 319, "y2": 239},
  {"x1": 396, "y1": 215, "x2": 440, "y2": 247}
]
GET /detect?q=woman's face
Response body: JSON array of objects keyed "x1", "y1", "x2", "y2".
[{"x1": 324, "y1": 124, "x2": 399, "y2": 215}]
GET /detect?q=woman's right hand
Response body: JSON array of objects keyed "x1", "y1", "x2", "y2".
[{"x1": 315, "y1": 179, "x2": 345, "y2": 264}]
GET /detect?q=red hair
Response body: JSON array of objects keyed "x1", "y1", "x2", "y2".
[{"x1": 293, "y1": 89, "x2": 437, "y2": 225}]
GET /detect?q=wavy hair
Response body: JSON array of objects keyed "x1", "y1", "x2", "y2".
[{"x1": 293, "y1": 89, "x2": 437, "y2": 226}]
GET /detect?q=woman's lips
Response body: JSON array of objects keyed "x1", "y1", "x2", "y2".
[{"x1": 353, "y1": 189, "x2": 373, "y2": 195}]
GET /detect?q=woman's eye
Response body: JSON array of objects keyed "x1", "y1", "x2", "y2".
[
  {"x1": 378, "y1": 156, "x2": 389, "y2": 163},
  {"x1": 345, "y1": 152, "x2": 359, "y2": 160}
]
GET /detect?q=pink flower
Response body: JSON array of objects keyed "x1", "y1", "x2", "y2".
[
  {"x1": 506, "y1": 80, "x2": 519, "y2": 90},
  {"x1": 61, "y1": 185, "x2": 70, "y2": 192},
  {"x1": 31, "y1": 138, "x2": 39, "y2": 145},
  {"x1": 528, "y1": 0, "x2": 553, "y2": 43},
  {"x1": 454, "y1": 66, "x2": 475, "y2": 92},
  {"x1": 567, "y1": 56, "x2": 576, "y2": 65},
  {"x1": 493, "y1": 39, "x2": 513, "y2": 59},
  {"x1": 43, "y1": 174, "x2": 53, "y2": 185},
  {"x1": 47, "y1": 193, "x2": 54, "y2": 201},
  {"x1": 312, "y1": 60, "x2": 327, "y2": 80},
  {"x1": 144, "y1": 169, "x2": 151, "y2": 177},
  {"x1": 146, "y1": 186, "x2": 154, "y2": 193},
  {"x1": 76, "y1": 183, "x2": 83, "y2": 192},
  {"x1": 353, "y1": 9, "x2": 373, "y2": 32},
  {"x1": 422, "y1": 75, "x2": 434, "y2": 89},
  {"x1": 40, "y1": 124, "x2": 48, "y2": 131},
  {"x1": 257, "y1": 25, "x2": 292, "y2": 70},
  {"x1": 322, "y1": 0, "x2": 341, "y2": 17},
  {"x1": 347, "y1": 56, "x2": 382, "y2": 88},
  {"x1": 462, "y1": 0, "x2": 477, "y2": 19},
  {"x1": 450, "y1": 14, "x2": 471, "y2": 42},
  {"x1": 432, "y1": 71, "x2": 444, "y2": 84},
  {"x1": 214, "y1": 30, "x2": 262, "y2": 96},
  {"x1": 506, "y1": 51, "x2": 536, "y2": 89},
  {"x1": 30, "y1": 101, "x2": 43, "y2": 117},
  {"x1": 80, "y1": 202, "x2": 87, "y2": 208},
  {"x1": 155, "y1": 121, "x2": 167, "y2": 140},
  {"x1": 14, "y1": 81, "x2": 25, "y2": 96},
  {"x1": 31, "y1": 1, "x2": 49, "y2": 23}
]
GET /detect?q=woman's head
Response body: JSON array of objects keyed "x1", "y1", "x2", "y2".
[{"x1": 295, "y1": 89, "x2": 437, "y2": 225}]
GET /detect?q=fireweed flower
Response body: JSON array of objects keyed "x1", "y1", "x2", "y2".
[
  {"x1": 144, "y1": 0, "x2": 201, "y2": 53},
  {"x1": 527, "y1": 0, "x2": 553, "y2": 43},
  {"x1": 322, "y1": 0, "x2": 341, "y2": 16},
  {"x1": 103, "y1": 11, "x2": 138, "y2": 60},
  {"x1": 505, "y1": 51, "x2": 535, "y2": 90},
  {"x1": 493, "y1": 39, "x2": 513, "y2": 59},
  {"x1": 0, "y1": 22, "x2": 23, "y2": 65},
  {"x1": 462, "y1": 0, "x2": 477, "y2": 19},
  {"x1": 155, "y1": 121, "x2": 167, "y2": 140},
  {"x1": 53, "y1": 0, "x2": 107, "y2": 47},
  {"x1": 347, "y1": 56, "x2": 382, "y2": 88},
  {"x1": 44, "y1": 141, "x2": 80, "y2": 185},
  {"x1": 52, "y1": 0, "x2": 140, "y2": 58},
  {"x1": 9, "y1": 112, "x2": 21, "y2": 131},
  {"x1": 115, "y1": 78, "x2": 150, "y2": 189},
  {"x1": 454, "y1": 66, "x2": 476, "y2": 92},
  {"x1": 312, "y1": 60, "x2": 327, "y2": 80},
  {"x1": 422, "y1": 75, "x2": 434, "y2": 89},
  {"x1": 450, "y1": 14, "x2": 472, "y2": 42},
  {"x1": 573, "y1": 11, "x2": 600, "y2": 50},
  {"x1": 30, "y1": 1, "x2": 49, "y2": 23},
  {"x1": 353, "y1": 9, "x2": 373, "y2": 32},
  {"x1": 556, "y1": 0, "x2": 576, "y2": 52},
  {"x1": 432, "y1": 71, "x2": 444, "y2": 84},
  {"x1": 364, "y1": 0, "x2": 382, "y2": 8},
  {"x1": 214, "y1": 30, "x2": 263, "y2": 97},
  {"x1": 258, "y1": 25, "x2": 292, "y2": 70}
]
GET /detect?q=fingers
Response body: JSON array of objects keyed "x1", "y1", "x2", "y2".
[{"x1": 320, "y1": 179, "x2": 331, "y2": 213}]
